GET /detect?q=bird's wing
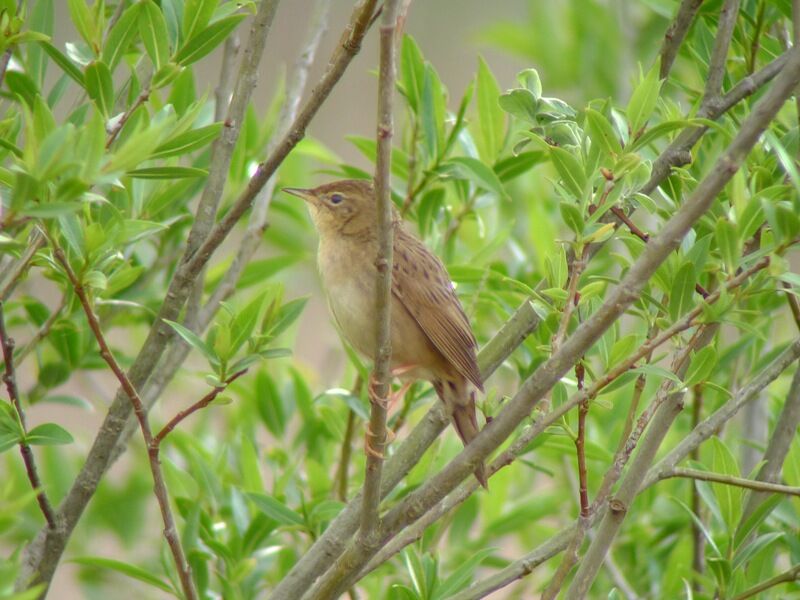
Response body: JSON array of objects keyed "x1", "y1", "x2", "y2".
[{"x1": 391, "y1": 226, "x2": 483, "y2": 390}]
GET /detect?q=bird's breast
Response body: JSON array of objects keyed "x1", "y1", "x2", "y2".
[{"x1": 317, "y1": 237, "x2": 377, "y2": 357}]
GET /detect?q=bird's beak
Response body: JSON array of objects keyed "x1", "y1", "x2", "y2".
[{"x1": 283, "y1": 187, "x2": 318, "y2": 205}]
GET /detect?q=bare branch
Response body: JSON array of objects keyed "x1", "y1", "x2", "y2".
[
  {"x1": 659, "y1": 0, "x2": 705, "y2": 79},
  {"x1": 153, "y1": 369, "x2": 248, "y2": 446},
  {"x1": 0, "y1": 302, "x2": 57, "y2": 529},
  {"x1": 665, "y1": 467, "x2": 800, "y2": 496},
  {"x1": 360, "y1": 0, "x2": 401, "y2": 539},
  {"x1": 704, "y1": 0, "x2": 741, "y2": 101}
]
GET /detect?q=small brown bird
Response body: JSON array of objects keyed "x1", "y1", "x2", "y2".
[{"x1": 284, "y1": 179, "x2": 487, "y2": 487}]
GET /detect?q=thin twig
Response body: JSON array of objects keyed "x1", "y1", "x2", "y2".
[
  {"x1": 51, "y1": 248, "x2": 197, "y2": 600},
  {"x1": 105, "y1": 89, "x2": 150, "y2": 148},
  {"x1": 0, "y1": 302, "x2": 57, "y2": 529},
  {"x1": 704, "y1": 0, "x2": 741, "y2": 102},
  {"x1": 153, "y1": 369, "x2": 248, "y2": 446},
  {"x1": 575, "y1": 363, "x2": 589, "y2": 517},
  {"x1": 690, "y1": 384, "x2": 705, "y2": 588},
  {"x1": 612, "y1": 206, "x2": 709, "y2": 298},
  {"x1": 659, "y1": 0, "x2": 705, "y2": 79},
  {"x1": 665, "y1": 467, "x2": 800, "y2": 495},
  {"x1": 783, "y1": 282, "x2": 800, "y2": 332},
  {"x1": 14, "y1": 294, "x2": 67, "y2": 365},
  {"x1": 732, "y1": 564, "x2": 800, "y2": 600},
  {"x1": 0, "y1": 230, "x2": 45, "y2": 301},
  {"x1": 360, "y1": 0, "x2": 401, "y2": 546}
]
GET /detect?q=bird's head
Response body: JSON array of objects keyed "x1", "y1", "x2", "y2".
[{"x1": 283, "y1": 179, "x2": 383, "y2": 237}]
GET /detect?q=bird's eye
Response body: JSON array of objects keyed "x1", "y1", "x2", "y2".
[{"x1": 330, "y1": 193, "x2": 343, "y2": 204}]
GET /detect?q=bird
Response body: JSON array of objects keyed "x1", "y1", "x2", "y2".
[{"x1": 284, "y1": 179, "x2": 488, "y2": 488}]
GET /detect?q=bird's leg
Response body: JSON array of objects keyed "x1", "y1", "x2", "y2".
[{"x1": 365, "y1": 366, "x2": 416, "y2": 457}]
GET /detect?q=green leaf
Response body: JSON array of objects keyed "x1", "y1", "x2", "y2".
[
  {"x1": 627, "y1": 63, "x2": 662, "y2": 134},
  {"x1": 152, "y1": 123, "x2": 223, "y2": 159},
  {"x1": 628, "y1": 119, "x2": 695, "y2": 152},
  {"x1": 475, "y1": 56, "x2": 504, "y2": 161},
  {"x1": 268, "y1": 297, "x2": 309, "y2": 338},
  {"x1": 419, "y1": 64, "x2": 441, "y2": 161},
  {"x1": 25, "y1": 422, "x2": 74, "y2": 446},
  {"x1": 434, "y1": 547, "x2": 496, "y2": 598},
  {"x1": 684, "y1": 346, "x2": 717, "y2": 387},
  {"x1": 84, "y1": 61, "x2": 114, "y2": 116},
  {"x1": 37, "y1": 41, "x2": 85, "y2": 88},
  {"x1": 182, "y1": 0, "x2": 218, "y2": 42},
  {"x1": 67, "y1": 0, "x2": 99, "y2": 52},
  {"x1": 71, "y1": 557, "x2": 176, "y2": 595},
  {"x1": 711, "y1": 437, "x2": 742, "y2": 533},
  {"x1": 103, "y1": 1, "x2": 144, "y2": 70},
  {"x1": 139, "y1": 0, "x2": 171, "y2": 71},
  {"x1": 247, "y1": 492, "x2": 305, "y2": 526},
  {"x1": 630, "y1": 364, "x2": 683, "y2": 385},
  {"x1": 127, "y1": 166, "x2": 208, "y2": 179},
  {"x1": 400, "y1": 35, "x2": 425, "y2": 112},
  {"x1": 669, "y1": 262, "x2": 696, "y2": 323},
  {"x1": 175, "y1": 14, "x2": 247, "y2": 66},
  {"x1": 163, "y1": 319, "x2": 218, "y2": 365},
  {"x1": 549, "y1": 146, "x2": 586, "y2": 199},
  {"x1": 715, "y1": 218, "x2": 739, "y2": 273},
  {"x1": 230, "y1": 293, "x2": 266, "y2": 355},
  {"x1": 585, "y1": 108, "x2": 622, "y2": 157},
  {"x1": 445, "y1": 156, "x2": 508, "y2": 199},
  {"x1": 559, "y1": 201, "x2": 584, "y2": 235},
  {"x1": 498, "y1": 88, "x2": 538, "y2": 123}
]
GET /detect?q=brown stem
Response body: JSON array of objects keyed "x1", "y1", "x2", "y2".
[
  {"x1": 360, "y1": 0, "x2": 401, "y2": 543},
  {"x1": 666, "y1": 467, "x2": 800, "y2": 495},
  {"x1": 0, "y1": 302, "x2": 57, "y2": 529},
  {"x1": 576, "y1": 362, "x2": 589, "y2": 518},
  {"x1": 659, "y1": 0, "x2": 706, "y2": 80},
  {"x1": 611, "y1": 206, "x2": 709, "y2": 298},
  {"x1": 784, "y1": 282, "x2": 800, "y2": 332},
  {"x1": 52, "y1": 248, "x2": 197, "y2": 600},
  {"x1": 153, "y1": 369, "x2": 248, "y2": 447}
]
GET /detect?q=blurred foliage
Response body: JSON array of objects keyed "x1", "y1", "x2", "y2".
[{"x1": 1, "y1": 0, "x2": 800, "y2": 599}]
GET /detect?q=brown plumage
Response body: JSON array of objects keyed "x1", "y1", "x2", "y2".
[{"x1": 284, "y1": 179, "x2": 487, "y2": 488}]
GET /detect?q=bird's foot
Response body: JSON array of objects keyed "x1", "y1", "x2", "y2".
[
  {"x1": 368, "y1": 367, "x2": 416, "y2": 410},
  {"x1": 364, "y1": 425, "x2": 396, "y2": 459}
]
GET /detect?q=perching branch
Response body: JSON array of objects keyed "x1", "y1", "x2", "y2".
[
  {"x1": 51, "y1": 247, "x2": 197, "y2": 600},
  {"x1": 361, "y1": 0, "x2": 401, "y2": 539},
  {"x1": 732, "y1": 563, "x2": 800, "y2": 600},
  {"x1": 0, "y1": 302, "x2": 56, "y2": 530}
]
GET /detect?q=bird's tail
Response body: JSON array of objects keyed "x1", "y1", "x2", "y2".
[{"x1": 434, "y1": 380, "x2": 488, "y2": 489}]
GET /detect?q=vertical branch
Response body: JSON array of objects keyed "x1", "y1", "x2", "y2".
[
  {"x1": 335, "y1": 376, "x2": 362, "y2": 502},
  {"x1": 0, "y1": 302, "x2": 57, "y2": 529},
  {"x1": 52, "y1": 249, "x2": 198, "y2": 600},
  {"x1": 361, "y1": 0, "x2": 401, "y2": 538},
  {"x1": 704, "y1": 0, "x2": 742, "y2": 103}
]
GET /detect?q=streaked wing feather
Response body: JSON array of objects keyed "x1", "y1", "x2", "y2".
[{"x1": 391, "y1": 227, "x2": 483, "y2": 390}]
